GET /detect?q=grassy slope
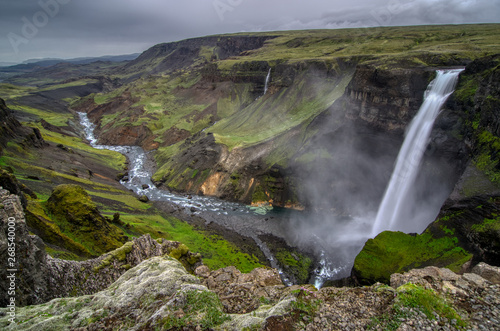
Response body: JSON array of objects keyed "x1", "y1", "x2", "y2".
[
  {"x1": 210, "y1": 70, "x2": 353, "y2": 150},
  {"x1": 220, "y1": 24, "x2": 500, "y2": 65}
]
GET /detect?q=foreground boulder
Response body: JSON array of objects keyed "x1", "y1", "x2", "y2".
[
  {"x1": 196, "y1": 265, "x2": 285, "y2": 314},
  {"x1": 2, "y1": 256, "x2": 499, "y2": 330},
  {"x1": 0, "y1": 256, "x2": 296, "y2": 331}
]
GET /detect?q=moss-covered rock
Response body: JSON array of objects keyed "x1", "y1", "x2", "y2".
[
  {"x1": 353, "y1": 231, "x2": 472, "y2": 285},
  {"x1": 353, "y1": 192, "x2": 500, "y2": 286},
  {"x1": 25, "y1": 201, "x2": 91, "y2": 258},
  {"x1": 46, "y1": 184, "x2": 127, "y2": 256}
]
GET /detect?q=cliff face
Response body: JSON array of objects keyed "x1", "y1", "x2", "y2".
[
  {"x1": 344, "y1": 66, "x2": 434, "y2": 131},
  {"x1": 120, "y1": 35, "x2": 275, "y2": 77},
  {"x1": 351, "y1": 56, "x2": 500, "y2": 284},
  {"x1": 445, "y1": 55, "x2": 500, "y2": 201}
]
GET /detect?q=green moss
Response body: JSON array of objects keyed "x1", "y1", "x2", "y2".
[
  {"x1": 455, "y1": 76, "x2": 478, "y2": 103},
  {"x1": 473, "y1": 130, "x2": 500, "y2": 184},
  {"x1": 169, "y1": 243, "x2": 189, "y2": 260},
  {"x1": 120, "y1": 214, "x2": 263, "y2": 272},
  {"x1": 161, "y1": 289, "x2": 230, "y2": 329},
  {"x1": 275, "y1": 249, "x2": 312, "y2": 284},
  {"x1": 252, "y1": 184, "x2": 268, "y2": 203},
  {"x1": 44, "y1": 246, "x2": 83, "y2": 261},
  {"x1": 26, "y1": 201, "x2": 91, "y2": 257},
  {"x1": 395, "y1": 283, "x2": 466, "y2": 327},
  {"x1": 94, "y1": 241, "x2": 134, "y2": 272},
  {"x1": 471, "y1": 216, "x2": 500, "y2": 232},
  {"x1": 354, "y1": 231, "x2": 472, "y2": 284},
  {"x1": 45, "y1": 184, "x2": 127, "y2": 256}
]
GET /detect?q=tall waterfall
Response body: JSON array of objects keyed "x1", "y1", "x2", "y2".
[
  {"x1": 371, "y1": 69, "x2": 463, "y2": 237},
  {"x1": 264, "y1": 68, "x2": 271, "y2": 95}
]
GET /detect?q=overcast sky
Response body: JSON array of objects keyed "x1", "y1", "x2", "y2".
[{"x1": 1, "y1": 0, "x2": 499, "y2": 64}]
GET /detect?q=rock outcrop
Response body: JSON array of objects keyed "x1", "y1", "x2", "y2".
[
  {"x1": 352, "y1": 194, "x2": 500, "y2": 285},
  {"x1": 195, "y1": 265, "x2": 285, "y2": 314},
  {"x1": 0, "y1": 187, "x2": 201, "y2": 307},
  {"x1": 344, "y1": 66, "x2": 433, "y2": 131}
]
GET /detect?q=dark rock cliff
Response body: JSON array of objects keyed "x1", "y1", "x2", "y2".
[
  {"x1": 0, "y1": 98, "x2": 45, "y2": 154},
  {"x1": 344, "y1": 66, "x2": 433, "y2": 131}
]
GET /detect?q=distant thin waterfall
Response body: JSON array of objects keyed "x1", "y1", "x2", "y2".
[
  {"x1": 371, "y1": 68, "x2": 463, "y2": 237},
  {"x1": 264, "y1": 68, "x2": 271, "y2": 95}
]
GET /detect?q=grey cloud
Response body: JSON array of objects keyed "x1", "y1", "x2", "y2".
[{"x1": 1, "y1": 0, "x2": 499, "y2": 63}]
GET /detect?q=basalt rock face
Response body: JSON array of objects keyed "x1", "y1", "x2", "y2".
[
  {"x1": 0, "y1": 188, "x2": 46, "y2": 308},
  {"x1": 428, "y1": 195, "x2": 500, "y2": 267},
  {"x1": 0, "y1": 188, "x2": 202, "y2": 307},
  {"x1": 344, "y1": 66, "x2": 434, "y2": 131},
  {"x1": 444, "y1": 55, "x2": 500, "y2": 202}
]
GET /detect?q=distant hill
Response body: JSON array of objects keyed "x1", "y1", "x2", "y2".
[
  {"x1": 0, "y1": 53, "x2": 140, "y2": 82},
  {"x1": 18, "y1": 53, "x2": 141, "y2": 67}
]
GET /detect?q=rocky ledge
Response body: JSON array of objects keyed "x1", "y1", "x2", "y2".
[{"x1": 0, "y1": 251, "x2": 498, "y2": 330}]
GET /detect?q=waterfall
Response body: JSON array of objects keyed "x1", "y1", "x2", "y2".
[
  {"x1": 371, "y1": 68, "x2": 463, "y2": 237},
  {"x1": 264, "y1": 68, "x2": 271, "y2": 95}
]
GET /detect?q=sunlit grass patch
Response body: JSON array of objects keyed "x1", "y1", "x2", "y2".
[{"x1": 120, "y1": 213, "x2": 263, "y2": 272}]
